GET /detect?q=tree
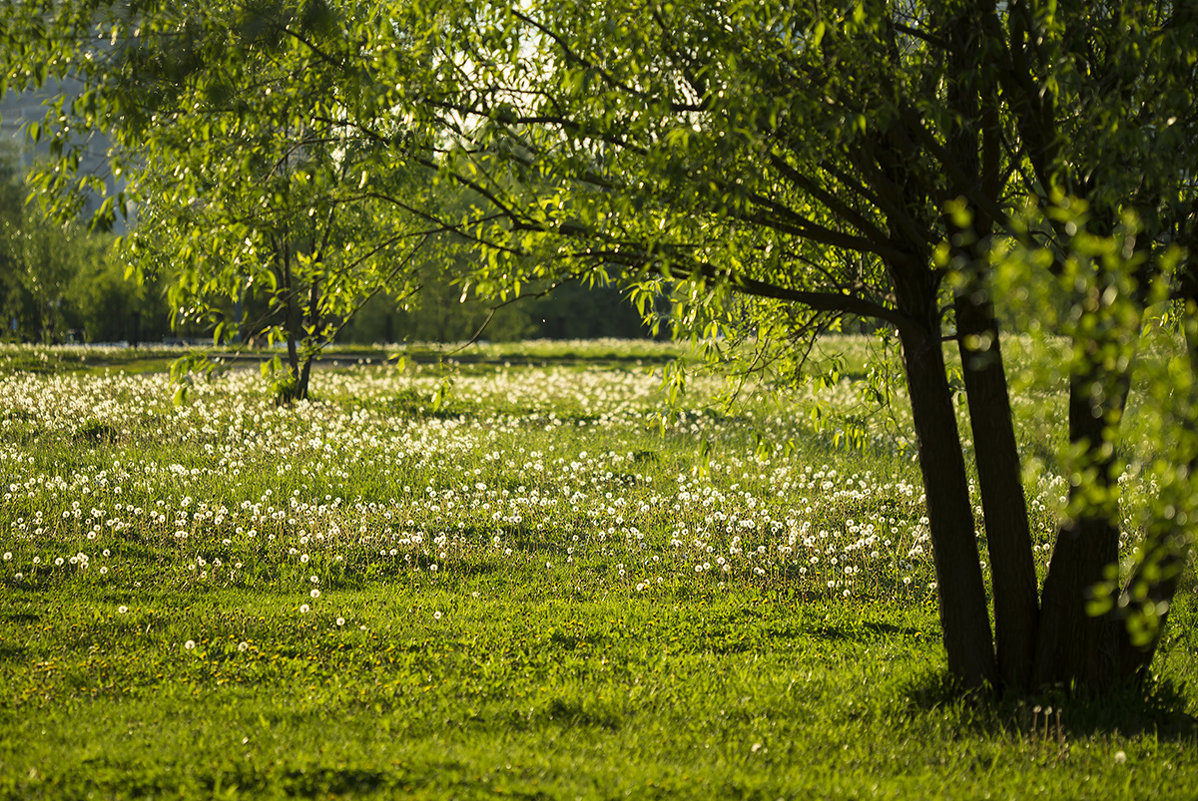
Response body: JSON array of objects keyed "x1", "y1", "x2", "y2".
[
  {"x1": 0, "y1": 144, "x2": 164, "y2": 343},
  {"x1": 3, "y1": 0, "x2": 450, "y2": 398},
  {"x1": 414, "y1": 0, "x2": 1197, "y2": 692},
  {"x1": 123, "y1": 83, "x2": 431, "y2": 400},
  {"x1": 940, "y1": 0, "x2": 1198, "y2": 689},
  {"x1": 431, "y1": 0, "x2": 1023, "y2": 689}
]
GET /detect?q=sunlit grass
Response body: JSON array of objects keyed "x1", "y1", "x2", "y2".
[{"x1": 1, "y1": 338, "x2": 1195, "y2": 799}]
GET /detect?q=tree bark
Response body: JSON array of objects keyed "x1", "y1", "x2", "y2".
[
  {"x1": 297, "y1": 352, "x2": 313, "y2": 401},
  {"x1": 899, "y1": 320, "x2": 998, "y2": 688},
  {"x1": 939, "y1": 0, "x2": 1041, "y2": 691},
  {"x1": 954, "y1": 290, "x2": 1040, "y2": 691},
  {"x1": 279, "y1": 238, "x2": 302, "y2": 401},
  {"x1": 296, "y1": 276, "x2": 320, "y2": 401},
  {"x1": 1032, "y1": 357, "x2": 1127, "y2": 689}
]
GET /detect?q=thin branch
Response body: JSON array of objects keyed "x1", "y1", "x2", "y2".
[
  {"x1": 321, "y1": 234, "x2": 431, "y2": 346},
  {"x1": 448, "y1": 275, "x2": 582, "y2": 354}
]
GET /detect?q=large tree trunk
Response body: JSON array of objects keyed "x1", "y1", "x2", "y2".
[
  {"x1": 1032, "y1": 355, "x2": 1128, "y2": 689},
  {"x1": 867, "y1": 89, "x2": 998, "y2": 686},
  {"x1": 955, "y1": 291, "x2": 1040, "y2": 692},
  {"x1": 899, "y1": 321, "x2": 998, "y2": 688}
]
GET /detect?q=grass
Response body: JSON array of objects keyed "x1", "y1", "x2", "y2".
[{"x1": 1, "y1": 337, "x2": 1196, "y2": 799}]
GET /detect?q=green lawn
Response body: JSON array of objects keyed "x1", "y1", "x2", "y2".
[{"x1": 1, "y1": 340, "x2": 1195, "y2": 799}]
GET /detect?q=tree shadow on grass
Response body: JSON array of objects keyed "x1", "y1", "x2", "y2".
[
  {"x1": 279, "y1": 766, "x2": 391, "y2": 796},
  {"x1": 809, "y1": 620, "x2": 928, "y2": 641},
  {"x1": 0, "y1": 643, "x2": 28, "y2": 662},
  {"x1": 900, "y1": 668, "x2": 1198, "y2": 741}
]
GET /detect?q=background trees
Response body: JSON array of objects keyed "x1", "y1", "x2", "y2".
[
  {"x1": 0, "y1": 0, "x2": 652, "y2": 361},
  {"x1": 0, "y1": 145, "x2": 170, "y2": 343},
  {"x1": 74, "y1": 1, "x2": 443, "y2": 398}
]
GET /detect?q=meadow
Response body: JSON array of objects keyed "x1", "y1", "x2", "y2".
[{"x1": 1, "y1": 338, "x2": 1195, "y2": 800}]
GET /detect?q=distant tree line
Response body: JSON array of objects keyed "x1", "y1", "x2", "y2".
[
  {"x1": 0, "y1": 145, "x2": 170, "y2": 344},
  {"x1": 0, "y1": 146, "x2": 652, "y2": 345}
]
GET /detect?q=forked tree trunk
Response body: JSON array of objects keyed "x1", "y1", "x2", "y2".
[
  {"x1": 899, "y1": 320, "x2": 998, "y2": 688},
  {"x1": 940, "y1": 0, "x2": 1041, "y2": 691},
  {"x1": 870, "y1": 99, "x2": 998, "y2": 686}
]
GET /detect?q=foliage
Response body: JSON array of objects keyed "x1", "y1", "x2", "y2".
[
  {"x1": 0, "y1": 146, "x2": 170, "y2": 343},
  {"x1": 3, "y1": 1, "x2": 455, "y2": 397}
]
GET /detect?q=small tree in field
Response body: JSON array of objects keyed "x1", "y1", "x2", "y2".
[
  {"x1": 3, "y1": 0, "x2": 441, "y2": 399},
  {"x1": 125, "y1": 92, "x2": 428, "y2": 401}
]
